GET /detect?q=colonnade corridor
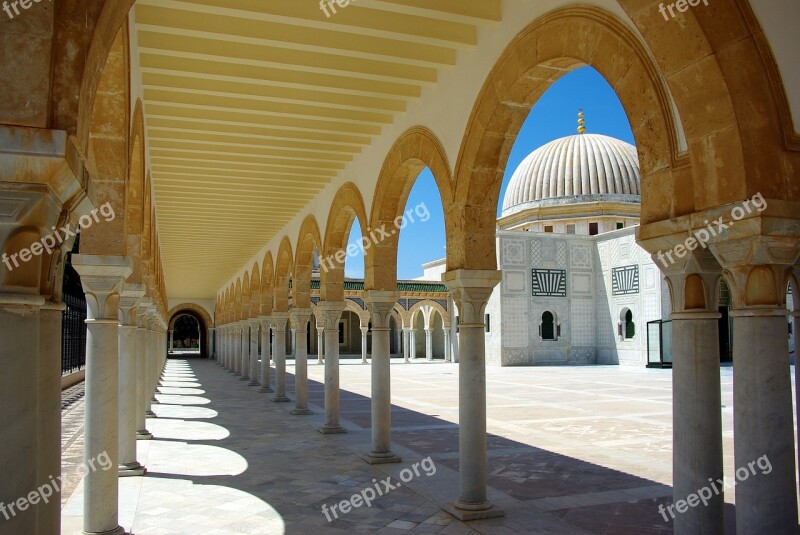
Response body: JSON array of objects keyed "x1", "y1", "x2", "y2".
[{"x1": 59, "y1": 357, "x2": 763, "y2": 534}]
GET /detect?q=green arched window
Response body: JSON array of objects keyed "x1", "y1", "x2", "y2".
[
  {"x1": 624, "y1": 309, "x2": 635, "y2": 339},
  {"x1": 541, "y1": 311, "x2": 555, "y2": 341}
]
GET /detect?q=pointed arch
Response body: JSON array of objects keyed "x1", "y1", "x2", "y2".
[
  {"x1": 249, "y1": 263, "x2": 261, "y2": 318},
  {"x1": 320, "y1": 183, "x2": 368, "y2": 302},
  {"x1": 274, "y1": 237, "x2": 294, "y2": 313},
  {"x1": 409, "y1": 299, "x2": 450, "y2": 329},
  {"x1": 241, "y1": 272, "x2": 251, "y2": 320},
  {"x1": 234, "y1": 280, "x2": 243, "y2": 322},
  {"x1": 225, "y1": 285, "x2": 234, "y2": 324},
  {"x1": 367, "y1": 127, "x2": 455, "y2": 290},
  {"x1": 125, "y1": 100, "x2": 146, "y2": 284},
  {"x1": 295, "y1": 215, "x2": 323, "y2": 309},
  {"x1": 80, "y1": 24, "x2": 130, "y2": 257},
  {"x1": 260, "y1": 252, "x2": 275, "y2": 316},
  {"x1": 450, "y1": 7, "x2": 685, "y2": 271}
]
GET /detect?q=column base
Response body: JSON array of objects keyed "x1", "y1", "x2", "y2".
[
  {"x1": 257, "y1": 386, "x2": 274, "y2": 393},
  {"x1": 290, "y1": 408, "x2": 314, "y2": 415},
  {"x1": 442, "y1": 501, "x2": 505, "y2": 521},
  {"x1": 82, "y1": 526, "x2": 127, "y2": 535},
  {"x1": 238, "y1": 376, "x2": 249, "y2": 381},
  {"x1": 359, "y1": 451, "x2": 402, "y2": 465},
  {"x1": 136, "y1": 430, "x2": 153, "y2": 440},
  {"x1": 272, "y1": 395, "x2": 291, "y2": 403},
  {"x1": 317, "y1": 425, "x2": 348, "y2": 434},
  {"x1": 118, "y1": 462, "x2": 147, "y2": 477},
  {"x1": 145, "y1": 410, "x2": 156, "y2": 418},
  {"x1": 247, "y1": 380, "x2": 259, "y2": 386}
]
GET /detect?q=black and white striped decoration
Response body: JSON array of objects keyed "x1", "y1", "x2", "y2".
[
  {"x1": 612, "y1": 265, "x2": 640, "y2": 295},
  {"x1": 531, "y1": 269, "x2": 567, "y2": 297}
]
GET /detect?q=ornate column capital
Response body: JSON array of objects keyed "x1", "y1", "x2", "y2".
[
  {"x1": 71, "y1": 255, "x2": 132, "y2": 321},
  {"x1": 653, "y1": 249, "x2": 723, "y2": 317},
  {"x1": 317, "y1": 301, "x2": 345, "y2": 330},
  {"x1": 119, "y1": 283, "x2": 146, "y2": 327},
  {"x1": 259, "y1": 315, "x2": 273, "y2": 330},
  {"x1": 290, "y1": 308, "x2": 312, "y2": 331},
  {"x1": 365, "y1": 291, "x2": 397, "y2": 330},
  {"x1": 711, "y1": 236, "x2": 800, "y2": 310},
  {"x1": 272, "y1": 311, "x2": 290, "y2": 330},
  {"x1": 442, "y1": 270, "x2": 500, "y2": 325}
]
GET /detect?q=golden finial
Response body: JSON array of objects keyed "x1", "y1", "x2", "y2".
[{"x1": 577, "y1": 109, "x2": 586, "y2": 135}]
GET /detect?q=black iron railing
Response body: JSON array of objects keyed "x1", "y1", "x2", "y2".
[
  {"x1": 61, "y1": 293, "x2": 87, "y2": 374},
  {"x1": 647, "y1": 319, "x2": 672, "y2": 368}
]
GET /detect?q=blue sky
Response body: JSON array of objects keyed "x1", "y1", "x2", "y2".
[{"x1": 344, "y1": 66, "x2": 635, "y2": 280}]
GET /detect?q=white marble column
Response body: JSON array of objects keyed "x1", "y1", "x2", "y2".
[
  {"x1": 136, "y1": 307, "x2": 153, "y2": 439},
  {"x1": 239, "y1": 320, "x2": 250, "y2": 381},
  {"x1": 317, "y1": 326, "x2": 324, "y2": 364},
  {"x1": 318, "y1": 301, "x2": 347, "y2": 433},
  {"x1": 248, "y1": 319, "x2": 260, "y2": 386},
  {"x1": 793, "y1": 307, "x2": 800, "y2": 496},
  {"x1": 232, "y1": 323, "x2": 242, "y2": 376},
  {"x1": 220, "y1": 326, "x2": 226, "y2": 368},
  {"x1": 168, "y1": 329, "x2": 174, "y2": 351},
  {"x1": 118, "y1": 288, "x2": 146, "y2": 477},
  {"x1": 410, "y1": 329, "x2": 417, "y2": 359},
  {"x1": 663, "y1": 264, "x2": 724, "y2": 535},
  {"x1": 442, "y1": 270, "x2": 504, "y2": 520},
  {"x1": 711, "y1": 244, "x2": 799, "y2": 534},
  {"x1": 444, "y1": 329, "x2": 452, "y2": 362},
  {"x1": 0, "y1": 294, "x2": 44, "y2": 535},
  {"x1": 362, "y1": 292, "x2": 401, "y2": 463},
  {"x1": 272, "y1": 312, "x2": 291, "y2": 402},
  {"x1": 393, "y1": 328, "x2": 401, "y2": 356},
  {"x1": 258, "y1": 317, "x2": 274, "y2": 393},
  {"x1": 209, "y1": 327, "x2": 217, "y2": 362},
  {"x1": 402, "y1": 328, "x2": 411, "y2": 363},
  {"x1": 425, "y1": 328, "x2": 433, "y2": 360},
  {"x1": 290, "y1": 309, "x2": 313, "y2": 415},
  {"x1": 146, "y1": 313, "x2": 160, "y2": 410},
  {"x1": 732, "y1": 306, "x2": 797, "y2": 533},
  {"x1": 225, "y1": 325, "x2": 234, "y2": 371},
  {"x1": 361, "y1": 326, "x2": 369, "y2": 364},
  {"x1": 73, "y1": 255, "x2": 131, "y2": 535},
  {"x1": 38, "y1": 302, "x2": 64, "y2": 534}
]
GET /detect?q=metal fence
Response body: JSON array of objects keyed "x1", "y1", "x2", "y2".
[
  {"x1": 61, "y1": 292, "x2": 87, "y2": 375},
  {"x1": 646, "y1": 319, "x2": 672, "y2": 369}
]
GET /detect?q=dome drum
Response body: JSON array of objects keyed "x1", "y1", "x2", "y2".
[{"x1": 501, "y1": 133, "x2": 641, "y2": 218}]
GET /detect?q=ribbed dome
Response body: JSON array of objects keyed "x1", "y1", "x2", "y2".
[{"x1": 502, "y1": 133, "x2": 641, "y2": 216}]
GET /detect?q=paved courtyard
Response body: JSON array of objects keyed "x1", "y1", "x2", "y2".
[{"x1": 61, "y1": 357, "x2": 773, "y2": 534}]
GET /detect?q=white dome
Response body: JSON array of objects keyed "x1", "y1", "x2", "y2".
[{"x1": 501, "y1": 133, "x2": 641, "y2": 216}]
